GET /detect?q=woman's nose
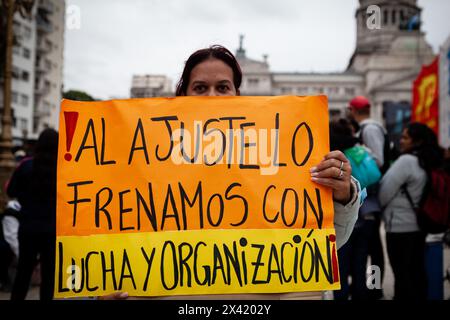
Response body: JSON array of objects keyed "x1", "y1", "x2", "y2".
[{"x1": 206, "y1": 88, "x2": 219, "y2": 96}]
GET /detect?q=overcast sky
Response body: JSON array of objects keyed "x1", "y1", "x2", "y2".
[{"x1": 63, "y1": 0, "x2": 450, "y2": 100}]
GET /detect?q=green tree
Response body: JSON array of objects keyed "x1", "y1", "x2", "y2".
[{"x1": 63, "y1": 90, "x2": 96, "y2": 101}]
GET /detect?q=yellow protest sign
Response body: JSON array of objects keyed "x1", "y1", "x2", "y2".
[{"x1": 55, "y1": 96, "x2": 340, "y2": 298}]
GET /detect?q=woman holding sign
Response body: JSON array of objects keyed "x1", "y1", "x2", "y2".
[
  {"x1": 102, "y1": 45, "x2": 361, "y2": 300},
  {"x1": 175, "y1": 45, "x2": 360, "y2": 245}
]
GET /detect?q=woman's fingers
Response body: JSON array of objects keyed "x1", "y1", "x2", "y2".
[
  {"x1": 311, "y1": 166, "x2": 345, "y2": 179},
  {"x1": 311, "y1": 150, "x2": 352, "y2": 204},
  {"x1": 98, "y1": 292, "x2": 129, "y2": 300},
  {"x1": 324, "y1": 150, "x2": 350, "y2": 163},
  {"x1": 311, "y1": 156, "x2": 352, "y2": 178},
  {"x1": 310, "y1": 177, "x2": 346, "y2": 189},
  {"x1": 311, "y1": 158, "x2": 342, "y2": 173}
]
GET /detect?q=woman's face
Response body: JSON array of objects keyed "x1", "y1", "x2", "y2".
[
  {"x1": 399, "y1": 128, "x2": 414, "y2": 153},
  {"x1": 186, "y1": 58, "x2": 238, "y2": 96}
]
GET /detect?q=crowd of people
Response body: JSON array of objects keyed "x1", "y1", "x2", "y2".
[
  {"x1": 0, "y1": 45, "x2": 449, "y2": 301},
  {"x1": 331, "y1": 97, "x2": 450, "y2": 300}
]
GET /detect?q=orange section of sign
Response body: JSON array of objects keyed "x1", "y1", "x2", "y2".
[{"x1": 57, "y1": 96, "x2": 333, "y2": 236}]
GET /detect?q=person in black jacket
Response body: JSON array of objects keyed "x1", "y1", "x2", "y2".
[
  {"x1": 7, "y1": 129, "x2": 58, "y2": 300},
  {"x1": 330, "y1": 119, "x2": 377, "y2": 300}
]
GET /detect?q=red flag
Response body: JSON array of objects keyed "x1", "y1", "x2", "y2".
[{"x1": 412, "y1": 57, "x2": 439, "y2": 135}]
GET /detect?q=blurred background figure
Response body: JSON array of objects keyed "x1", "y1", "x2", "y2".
[
  {"x1": 0, "y1": 147, "x2": 26, "y2": 293},
  {"x1": 13, "y1": 149, "x2": 26, "y2": 163},
  {"x1": 379, "y1": 122, "x2": 444, "y2": 300},
  {"x1": 347, "y1": 96, "x2": 388, "y2": 300},
  {"x1": 0, "y1": 199, "x2": 20, "y2": 292},
  {"x1": 423, "y1": 146, "x2": 450, "y2": 300},
  {"x1": 6, "y1": 129, "x2": 58, "y2": 300},
  {"x1": 330, "y1": 118, "x2": 381, "y2": 300}
]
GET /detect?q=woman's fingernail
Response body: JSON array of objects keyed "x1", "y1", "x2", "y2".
[
  {"x1": 310, "y1": 167, "x2": 317, "y2": 173},
  {"x1": 311, "y1": 177, "x2": 319, "y2": 181},
  {"x1": 120, "y1": 292, "x2": 129, "y2": 298},
  {"x1": 311, "y1": 172, "x2": 319, "y2": 177}
]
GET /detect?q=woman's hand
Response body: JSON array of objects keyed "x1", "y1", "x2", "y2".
[
  {"x1": 98, "y1": 292, "x2": 129, "y2": 300},
  {"x1": 310, "y1": 151, "x2": 352, "y2": 205}
]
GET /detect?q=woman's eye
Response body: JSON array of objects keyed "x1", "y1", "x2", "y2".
[
  {"x1": 217, "y1": 85, "x2": 229, "y2": 92},
  {"x1": 193, "y1": 85, "x2": 206, "y2": 92}
]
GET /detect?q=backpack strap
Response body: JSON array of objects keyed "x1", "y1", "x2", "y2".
[
  {"x1": 359, "y1": 122, "x2": 385, "y2": 140},
  {"x1": 401, "y1": 183, "x2": 417, "y2": 210},
  {"x1": 401, "y1": 183, "x2": 427, "y2": 233}
]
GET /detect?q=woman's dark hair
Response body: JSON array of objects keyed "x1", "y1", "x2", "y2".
[
  {"x1": 175, "y1": 45, "x2": 242, "y2": 96},
  {"x1": 406, "y1": 122, "x2": 444, "y2": 172},
  {"x1": 31, "y1": 128, "x2": 59, "y2": 201},
  {"x1": 329, "y1": 118, "x2": 359, "y2": 151}
]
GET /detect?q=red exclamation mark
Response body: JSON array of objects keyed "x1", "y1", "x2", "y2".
[
  {"x1": 64, "y1": 111, "x2": 79, "y2": 161},
  {"x1": 329, "y1": 234, "x2": 340, "y2": 283}
]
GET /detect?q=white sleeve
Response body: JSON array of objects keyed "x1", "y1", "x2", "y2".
[
  {"x1": 2, "y1": 216, "x2": 19, "y2": 257},
  {"x1": 333, "y1": 177, "x2": 361, "y2": 249}
]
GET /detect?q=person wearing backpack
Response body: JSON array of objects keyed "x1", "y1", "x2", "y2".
[
  {"x1": 379, "y1": 122, "x2": 444, "y2": 300},
  {"x1": 347, "y1": 96, "x2": 388, "y2": 300}
]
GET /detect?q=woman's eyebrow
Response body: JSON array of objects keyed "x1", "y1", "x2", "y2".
[
  {"x1": 191, "y1": 80, "x2": 207, "y2": 85},
  {"x1": 217, "y1": 80, "x2": 232, "y2": 84}
]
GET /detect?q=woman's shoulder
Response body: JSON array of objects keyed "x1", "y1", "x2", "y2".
[
  {"x1": 17, "y1": 157, "x2": 33, "y2": 168},
  {"x1": 12, "y1": 157, "x2": 33, "y2": 176},
  {"x1": 390, "y1": 154, "x2": 425, "y2": 176},
  {"x1": 395, "y1": 153, "x2": 419, "y2": 165}
]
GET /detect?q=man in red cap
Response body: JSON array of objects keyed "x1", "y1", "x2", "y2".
[
  {"x1": 344, "y1": 96, "x2": 387, "y2": 300},
  {"x1": 348, "y1": 96, "x2": 386, "y2": 169}
]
